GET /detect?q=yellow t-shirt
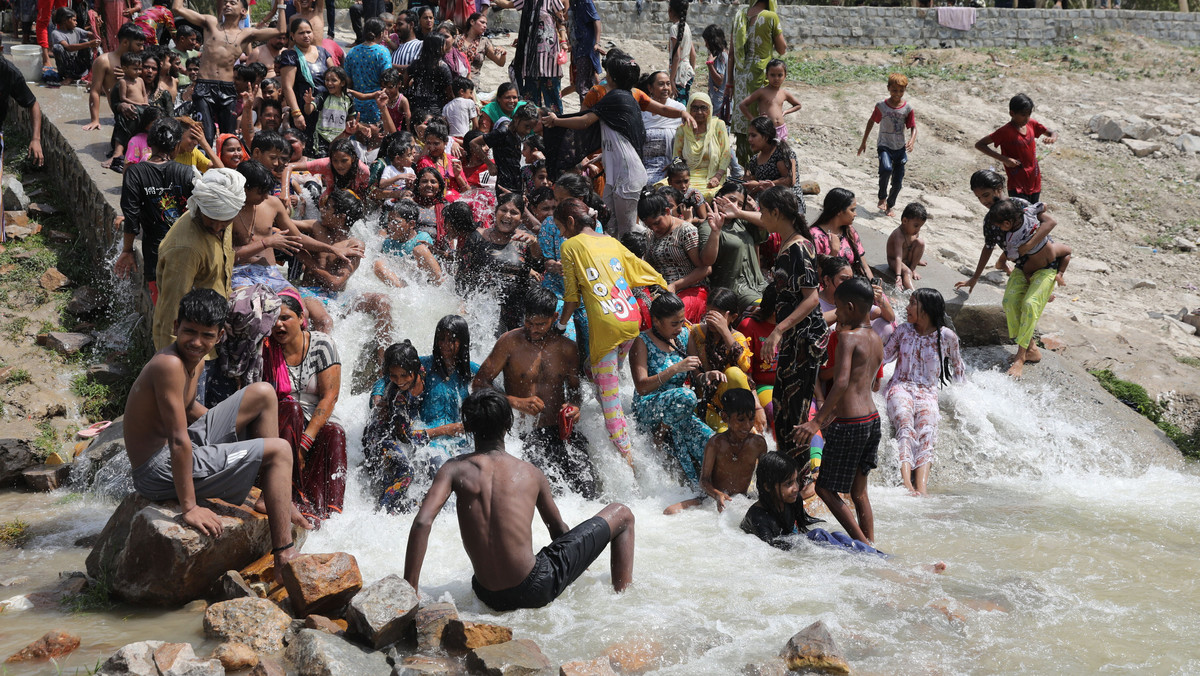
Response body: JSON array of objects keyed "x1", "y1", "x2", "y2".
[
  {"x1": 562, "y1": 233, "x2": 666, "y2": 364},
  {"x1": 175, "y1": 147, "x2": 212, "y2": 174}
]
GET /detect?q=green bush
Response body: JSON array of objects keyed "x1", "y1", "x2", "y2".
[{"x1": 1090, "y1": 369, "x2": 1200, "y2": 459}]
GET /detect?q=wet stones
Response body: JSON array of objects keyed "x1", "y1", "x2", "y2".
[
  {"x1": 281, "y1": 552, "x2": 363, "y2": 617},
  {"x1": 203, "y1": 597, "x2": 294, "y2": 653},
  {"x1": 345, "y1": 574, "x2": 419, "y2": 649},
  {"x1": 559, "y1": 657, "x2": 619, "y2": 676},
  {"x1": 414, "y1": 601, "x2": 459, "y2": 651},
  {"x1": 465, "y1": 639, "x2": 553, "y2": 676},
  {"x1": 212, "y1": 641, "x2": 259, "y2": 671},
  {"x1": 780, "y1": 621, "x2": 850, "y2": 675},
  {"x1": 95, "y1": 641, "x2": 222, "y2": 676},
  {"x1": 442, "y1": 619, "x2": 513, "y2": 653},
  {"x1": 285, "y1": 628, "x2": 391, "y2": 676},
  {"x1": 45, "y1": 331, "x2": 93, "y2": 355},
  {"x1": 304, "y1": 614, "x2": 348, "y2": 636},
  {"x1": 5, "y1": 630, "x2": 81, "y2": 662},
  {"x1": 0, "y1": 438, "x2": 37, "y2": 486},
  {"x1": 21, "y1": 463, "x2": 71, "y2": 491}
]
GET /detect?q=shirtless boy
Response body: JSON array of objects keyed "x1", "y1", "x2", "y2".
[
  {"x1": 737, "y1": 59, "x2": 802, "y2": 140},
  {"x1": 664, "y1": 388, "x2": 768, "y2": 515},
  {"x1": 171, "y1": 0, "x2": 284, "y2": 143},
  {"x1": 246, "y1": 23, "x2": 287, "y2": 77},
  {"x1": 472, "y1": 287, "x2": 598, "y2": 499},
  {"x1": 404, "y1": 389, "x2": 635, "y2": 611},
  {"x1": 885, "y1": 202, "x2": 927, "y2": 291},
  {"x1": 796, "y1": 277, "x2": 884, "y2": 545},
  {"x1": 85, "y1": 22, "x2": 145, "y2": 132},
  {"x1": 123, "y1": 289, "x2": 309, "y2": 574}
]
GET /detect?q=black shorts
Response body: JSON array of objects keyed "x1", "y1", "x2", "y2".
[
  {"x1": 472, "y1": 516, "x2": 611, "y2": 612},
  {"x1": 520, "y1": 426, "x2": 598, "y2": 499},
  {"x1": 816, "y1": 412, "x2": 880, "y2": 494}
]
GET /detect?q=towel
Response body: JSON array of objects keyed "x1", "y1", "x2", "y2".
[{"x1": 937, "y1": 7, "x2": 977, "y2": 31}]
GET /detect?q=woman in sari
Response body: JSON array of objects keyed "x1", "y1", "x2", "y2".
[
  {"x1": 726, "y1": 0, "x2": 786, "y2": 165},
  {"x1": 672, "y1": 93, "x2": 730, "y2": 201}
]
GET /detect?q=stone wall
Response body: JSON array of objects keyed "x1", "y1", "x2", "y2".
[{"x1": 582, "y1": 2, "x2": 1200, "y2": 49}]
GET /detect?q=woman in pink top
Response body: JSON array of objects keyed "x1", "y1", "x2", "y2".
[
  {"x1": 883, "y1": 288, "x2": 964, "y2": 497},
  {"x1": 808, "y1": 187, "x2": 873, "y2": 282},
  {"x1": 283, "y1": 138, "x2": 371, "y2": 203}
]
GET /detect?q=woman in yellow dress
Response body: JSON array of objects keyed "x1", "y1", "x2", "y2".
[{"x1": 672, "y1": 92, "x2": 731, "y2": 201}]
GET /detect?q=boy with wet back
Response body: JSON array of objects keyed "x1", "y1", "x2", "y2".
[
  {"x1": 404, "y1": 390, "x2": 635, "y2": 611},
  {"x1": 123, "y1": 289, "x2": 310, "y2": 574},
  {"x1": 664, "y1": 388, "x2": 769, "y2": 515},
  {"x1": 796, "y1": 277, "x2": 884, "y2": 545}
]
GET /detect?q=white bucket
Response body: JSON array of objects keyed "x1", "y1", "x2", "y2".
[{"x1": 7, "y1": 44, "x2": 43, "y2": 82}]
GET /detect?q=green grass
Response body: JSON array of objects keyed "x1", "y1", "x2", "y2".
[
  {"x1": 5, "y1": 316, "x2": 30, "y2": 340},
  {"x1": 784, "y1": 54, "x2": 994, "y2": 87},
  {"x1": 62, "y1": 574, "x2": 115, "y2": 614},
  {"x1": 71, "y1": 374, "x2": 113, "y2": 423},
  {"x1": 1176, "y1": 356, "x2": 1200, "y2": 369},
  {"x1": 0, "y1": 519, "x2": 32, "y2": 547},
  {"x1": 1090, "y1": 369, "x2": 1200, "y2": 459},
  {"x1": 33, "y1": 421, "x2": 59, "y2": 460},
  {"x1": 3, "y1": 368, "x2": 31, "y2": 385}
]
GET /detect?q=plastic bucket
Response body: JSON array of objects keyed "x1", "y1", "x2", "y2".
[{"x1": 7, "y1": 44, "x2": 43, "y2": 82}]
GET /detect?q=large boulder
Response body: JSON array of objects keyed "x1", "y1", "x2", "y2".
[
  {"x1": 0, "y1": 437, "x2": 37, "y2": 486},
  {"x1": 72, "y1": 418, "x2": 132, "y2": 497},
  {"x1": 95, "y1": 641, "x2": 223, "y2": 676},
  {"x1": 779, "y1": 621, "x2": 849, "y2": 675},
  {"x1": 86, "y1": 490, "x2": 305, "y2": 607},
  {"x1": 281, "y1": 552, "x2": 362, "y2": 617},
  {"x1": 211, "y1": 642, "x2": 259, "y2": 671},
  {"x1": 466, "y1": 640, "x2": 554, "y2": 676},
  {"x1": 414, "y1": 602, "x2": 458, "y2": 651},
  {"x1": 344, "y1": 574, "x2": 419, "y2": 649},
  {"x1": 284, "y1": 629, "x2": 390, "y2": 676},
  {"x1": 203, "y1": 598, "x2": 294, "y2": 653},
  {"x1": 559, "y1": 658, "x2": 619, "y2": 676}
]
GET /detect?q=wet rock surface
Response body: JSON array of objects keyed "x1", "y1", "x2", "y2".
[
  {"x1": 345, "y1": 574, "x2": 420, "y2": 649},
  {"x1": 203, "y1": 597, "x2": 294, "y2": 653},
  {"x1": 281, "y1": 552, "x2": 363, "y2": 617}
]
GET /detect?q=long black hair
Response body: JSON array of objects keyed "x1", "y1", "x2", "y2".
[
  {"x1": 432, "y1": 314, "x2": 472, "y2": 382},
  {"x1": 756, "y1": 451, "x2": 799, "y2": 513},
  {"x1": 758, "y1": 186, "x2": 809, "y2": 239},
  {"x1": 811, "y1": 187, "x2": 866, "y2": 275},
  {"x1": 911, "y1": 288, "x2": 953, "y2": 387},
  {"x1": 383, "y1": 340, "x2": 422, "y2": 379},
  {"x1": 668, "y1": 0, "x2": 690, "y2": 84}
]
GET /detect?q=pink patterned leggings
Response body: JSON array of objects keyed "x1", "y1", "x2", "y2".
[
  {"x1": 886, "y1": 381, "x2": 940, "y2": 470},
  {"x1": 592, "y1": 339, "x2": 634, "y2": 458}
]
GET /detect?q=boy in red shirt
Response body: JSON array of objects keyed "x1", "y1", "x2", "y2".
[{"x1": 974, "y1": 93, "x2": 1058, "y2": 203}]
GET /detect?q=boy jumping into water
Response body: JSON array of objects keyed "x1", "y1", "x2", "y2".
[
  {"x1": 796, "y1": 277, "x2": 884, "y2": 545},
  {"x1": 885, "y1": 202, "x2": 927, "y2": 291},
  {"x1": 404, "y1": 389, "x2": 636, "y2": 611},
  {"x1": 664, "y1": 388, "x2": 768, "y2": 515}
]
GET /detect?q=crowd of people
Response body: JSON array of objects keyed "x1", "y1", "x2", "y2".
[{"x1": 45, "y1": 0, "x2": 1069, "y2": 610}]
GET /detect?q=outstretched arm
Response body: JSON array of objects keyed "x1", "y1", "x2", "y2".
[
  {"x1": 404, "y1": 464, "x2": 455, "y2": 594},
  {"x1": 171, "y1": 0, "x2": 214, "y2": 31}
]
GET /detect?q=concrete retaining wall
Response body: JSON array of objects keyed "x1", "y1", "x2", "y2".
[{"x1": 583, "y1": 2, "x2": 1200, "y2": 49}]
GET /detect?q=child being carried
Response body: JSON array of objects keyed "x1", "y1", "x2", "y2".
[{"x1": 988, "y1": 198, "x2": 1071, "y2": 287}]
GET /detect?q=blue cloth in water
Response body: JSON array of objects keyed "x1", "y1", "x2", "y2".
[{"x1": 806, "y1": 528, "x2": 887, "y2": 557}]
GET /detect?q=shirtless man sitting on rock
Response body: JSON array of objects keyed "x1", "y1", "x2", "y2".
[
  {"x1": 171, "y1": 0, "x2": 284, "y2": 143},
  {"x1": 404, "y1": 389, "x2": 635, "y2": 612},
  {"x1": 472, "y1": 286, "x2": 598, "y2": 499},
  {"x1": 124, "y1": 289, "x2": 311, "y2": 573}
]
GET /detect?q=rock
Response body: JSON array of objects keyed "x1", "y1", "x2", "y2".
[
  {"x1": 1119, "y1": 116, "x2": 1153, "y2": 140},
  {"x1": 28, "y1": 390, "x2": 69, "y2": 420},
  {"x1": 0, "y1": 438, "x2": 37, "y2": 486},
  {"x1": 3, "y1": 214, "x2": 39, "y2": 239},
  {"x1": 21, "y1": 463, "x2": 71, "y2": 491},
  {"x1": 1182, "y1": 312, "x2": 1200, "y2": 332},
  {"x1": 981, "y1": 269, "x2": 1008, "y2": 286},
  {"x1": 67, "y1": 286, "x2": 107, "y2": 317},
  {"x1": 38, "y1": 267, "x2": 70, "y2": 291},
  {"x1": 88, "y1": 362, "x2": 131, "y2": 387},
  {"x1": 466, "y1": 639, "x2": 553, "y2": 676},
  {"x1": 285, "y1": 629, "x2": 390, "y2": 676},
  {"x1": 740, "y1": 658, "x2": 792, "y2": 676},
  {"x1": 1095, "y1": 118, "x2": 1124, "y2": 141},
  {"x1": 95, "y1": 641, "x2": 222, "y2": 676},
  {"x1": 204, "y1": 597, "x2": 294, "y2": 653},
  {"x1": 393, "y1": 655, "x2": 458, "y2": 675},
  {"x1": 212, "y1": 642, "x2": 258, "y2": 671},
  {"x1": 1163, "y1": 317, "x2": 1199, "y2": 340},
  {"x1": 1, "y1": 575, "x2": 31, "y2": 587},
  {"x1": 799, "y1": 180, "x2": 820, "y2": 195},
  {"x1": 414, "y1": 601, "x2": 458, "y2": 651},
  {"x1": 1071, "y1": 257, "x2": 1112, "y2": 274},
  {"x1": 304, "y1": 614, "x2": 347, "y2": 636},
  {"x1": 75, "y1": 418, "x2": 133, "y2": 497},
  {"x1": 1039, "y1": 333, "x2": 1066, "y2": 351},
  {"x1": 215, "y1": 570, "x2": 257, "y2": 601},
  {"x1": 1132, "y1": 279, "x2": 1158, "y2": 290},
  {"x1": 281, "y1": 552, "x2": 362, "y2": 617},
  {"x1": 1172, "y1": 236, "x2": 1196, "y2": 252},
  {"x1": 559, "y1": 657, "x2": 619, "y2": 676},
  {"x1": 1, "y1": 175, "x2": 30, "y2": 211},
  {"x1": 22, "y1": 573, "x2": 87, "y2": 609},
  {"x1": 1122, "y1": 138, "x2": 1161, "y2": 157},
  {"x1": 249, "y1": 656, "x2": 286, "y2": 676},
  {"x1": 443, "y1": 619, "x2": 513, "y2": 653},
  {"x1": 45, "y1": 331, "x2": 92, "y2": 355},
  {"x1": 345, "y1": 574, "x2": 419, "y2": 649},
  {"x1": 1175, "y1": 134, "x2": 1200, "y2": 154},
  {"x1": 604, "y1": 638, "x2": 664, "y2": 675},
  {"x1": 5, "y1": 630, "x2": 81, "y2": 662},
  {"x1": 780, "y1": 621, "x2": 849, "y2": 675},
  {"x1": 87, "y1": 490, "x2": 305, "y2": 607}
]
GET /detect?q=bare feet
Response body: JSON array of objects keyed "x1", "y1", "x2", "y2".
[
  {"x1": 912, "y1": 270, "x2": 922, "y2": 281},
  {"x1": 100, "y1": 156, "x2": 113, "y2": 168},
  {"x1": 1025, "y1": 344, "x2": 1042, "y2": 363},
  {"x1": 1006, "y1": 359, "x2": 1025, "y2": 378},
  {"x1": 1055, "y1": 273, "x2": 1066, "y2": 287},
  {"x1": 885, "y1": 207, "x2": 895, "y2": 217},
  {"x1": 878, "y1": 199, "x2": 888, "y2": 212},
  {"x1": 918, "y1": 260, "x2": 928, "y2": 266}
]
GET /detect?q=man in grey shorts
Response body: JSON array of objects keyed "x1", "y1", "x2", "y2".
[{"x1": 124, "y1": 289, "x2": 310, "y2": 575}]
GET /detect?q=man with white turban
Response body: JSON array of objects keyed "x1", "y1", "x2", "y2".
[{"x1": 152, "y1": 168, "x2": 248, "y2": 351}]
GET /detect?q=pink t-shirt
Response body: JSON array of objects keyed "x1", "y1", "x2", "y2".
[
  {"x1": 125, "y1": 133, "x2": 151, "y2": 164},
  {"x1": 306, "y1": 157, "x2": 371, "y2": 199}
]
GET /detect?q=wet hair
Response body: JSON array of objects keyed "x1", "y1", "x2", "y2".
[
  {"x1": 324, "y1": 65, "x2": 349, "y2": 90},
  {"x1": 416, "y1": 166, "x2": 446, "y2": 201},
  {"x1": 385, "y1": 131, "x2": 414, "y2": 160},
  {"x1": 811, "y1": 188, "x2": 863, "y2": 266},
  {"x1": 510, "y1": 103, "x2": 539, "y2": 127},
  {"x1": 260, "y1": 77, "x2": 280, "y2": 94},
  {"x1": 383, "y1": 340, "x2": 422, "y2": 377},
  {"x1": 391, "y1": 198, "x2": 420, "y2": 225},
  {"x1": 1009, "y1": 93, "x2": 1034, "y2": 115},
  {"x1": 702, "y1": 24, "x2": 726, "y2": 55},
  {"x1": 177, "y1": 288, "x2": 227, "y2": 328},
  {"x1": 424, "y1": 121, "x2": 450, "y2": 142},
  {"x1": 650, "y1": 292, "x2": 685, "y2": 320},
  {"x1": 412, "y1": 34, "x2": 447, "y2": 75},
  {"x1": 137, "y1": 105, "x2": 163, "y2": 133},
  {"x1": 120, "y1": 51, "x2": 143, "y2": 70},
  {"x1": 437, "y1": 19, "x2": 458, "y2": 36},
  {"x1": 656, "y1": 185, "x2": 683, "y2": 208},
  {"x1": 259, "y1": 98, "x2": 284, "y2": 120},
  {"x1": 328, "y1": 137, "x2": 359, "y2": 165},
  {"x1": 528, "y1": 186, "x2": 556, "y2": 209},
  {"x1": 234, "y1": 63, "x2": 258, "y2": 83},
  {"x1": 461, "y1": 388, "x2": 513, "y2": 444},
  {"x1": 901, "y1": 202, "x2": 928, "y2": 222},
  {"x1": 765, "y1": 58, "x2": 786, "y2": 74},
  {"x1": 620, "y1": 231, "x2": 649, "y2": 259},
  {"x1": 554, "y1": 173, "x2": 608, "y2": 223},
  {"x1": 147, "y1": 117, "x2": 183, "y2": 153},
  {"x1": 716, "y1": 180, "x2": 745, "y2": 202},
  {"x1": 250, "y1": 61, "x2": 267, "y2": 81},
  {"x1": 911, "y1": 288, "x2": 953, "y2": 386},
  {"x1": 362, "y1": 17, "x2": 386, "y2": 42},
  {"x1": 523, "y1": 134, "x2": 544, "y2": 153},
  {"x1": 707, "y1": 287, "x2": 739, "y2": 315},
  {"x1": 452, "y1": 75, "x2": 475, "y2": 94},
  {"x1": 185, "y1": 56, "x2": 201, "y2": 70},
  {"x1": 833, "y1": 275, "x2": 873, "y2": 311},
  {"x1": 525, "y1": 286, "x2": 560, "y2": 319},
  {"x1": 720, "y1": 388, "x2": 756, "y2": 417},
  {"x1": 496, "y1": 192, "x2": 527, "y2": 214},
  {"x1": 175, "y1": 24, "x2": 198, "y2": 41},
  {"x1": 278, "y1": 293, "x2": 303, "y2": 318},
  {"x1": 553, "y1": 198, "x2": 597, "y2": 233},
  {"x1": 117, "y1": 22, "x2": 144, "y2": 43},
  {"x1": 462, "y1": 130, "x2": 484, "y2": 160},
  {"x1": 969, "y1": 168, "x2": 1005, "y2": 192},
  {"x1": 665, "y1": 158, "x2": 691, "y2": 183},
  {"x1": 636, "y1": 187, "x2": 672, "y2": 222},
  {"x1": 817, "y1": 254, "x2": 851, "y2": 282},
  {"x1": 668, "y1": 0, "x2": 690, "y2": 78},
  {"x1": 749, "y1": 283, "x2": 777, "y2": 322},
  {"x1": 756, "y1": 451, "x2": 799, "y2": 511},
  {"x1": 237, "y1": 159, "x2": 274, "y2": 192},
  {"x1": 758, "y1": 186, "x2": 809, "y2": 236},
  {"x1": 987, "y1": 198, "x2": 1023, "y2": 229},
  {"x1": 443, "y1": 201, "x2": 476, "y2": 237},
  {"x1": 887, "y1": 72, "x2": 908, "y2": 88},
  {"x1": 433, "y1": 314, "x2": 472, "y2": 381},
  {"x1": 53, "y1": 7, "x2": 75, "y2": 24},
  {"x1": 251, "y1": 129, "x2": 289, "y2": 155},
  {"x1": 380, "y1": 67, "x2": 402, "y2": 89},
  {"x1": 327, "y1": 189, "x2": 364, "y2": 226},
  {"x1": 607, "y1": 53, "x2": 641, "y2": 91}
]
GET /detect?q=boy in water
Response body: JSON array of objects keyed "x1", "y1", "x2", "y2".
[
  {"x1": 404, "y1": 389, "x2": 636, "y2": 611},
  {"x1": 885, "y1": 202, "x2": 927, "y2": 291},
  {"x1": 857, "y1": 73, "x2": 916, "y2": 217},
  {"x1": 974, "y1": 93, "x2": 1058, "y2": 204},
  {"x1": 664, "y1": 388, "x2": 768, "y2": 515},
  {"x1": 796, "y1": 277, "x2": 884, "y2": 545},
  {"x1": 737, "y1": 59, "x2": 802, "y2": 141}
]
